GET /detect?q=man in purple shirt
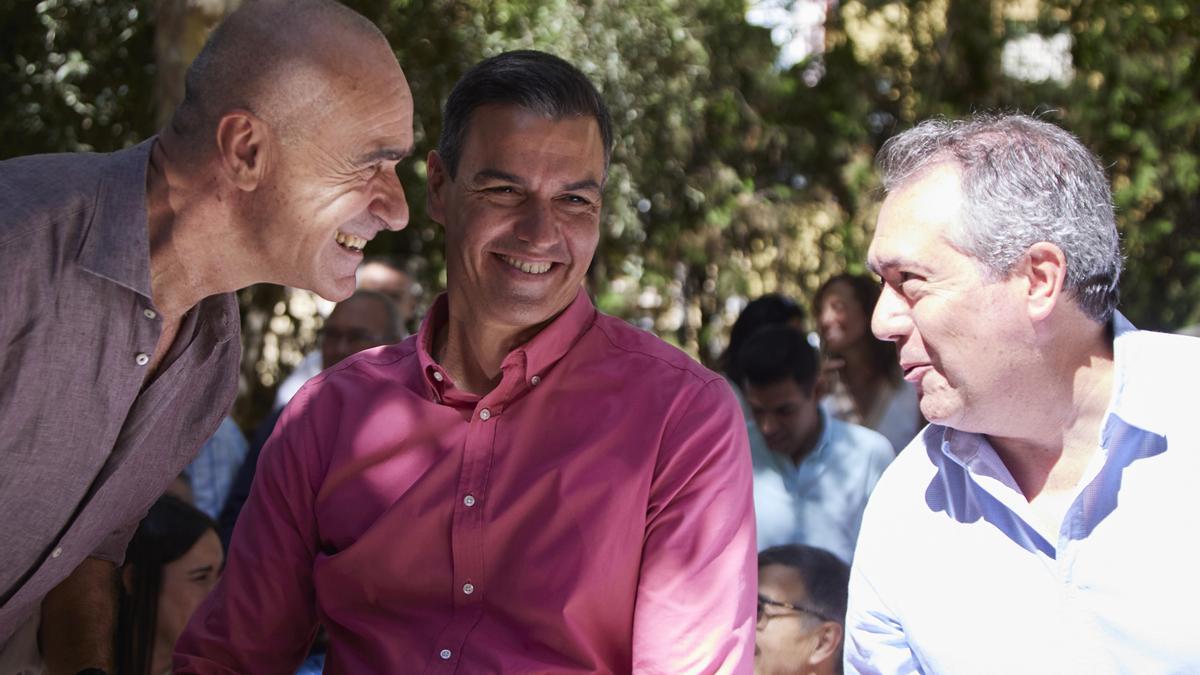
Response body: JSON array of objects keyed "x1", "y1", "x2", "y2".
[
  {"x1": 0, "y1": 1, "x2": 413, "y2": 672},
  {"x1": 176, "y1": 51, "x2": 757, "y2": 673}
]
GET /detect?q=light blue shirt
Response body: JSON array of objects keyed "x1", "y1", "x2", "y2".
[
  {"x1": 752, "y1": 407, "x2": 895, "y2": 563},
  {"x1": 846, "y1": 315, "x2": 1200, "y2": 674},
  {"x1": 184, "y1": 415, "x2": 248, "y2": 520}
]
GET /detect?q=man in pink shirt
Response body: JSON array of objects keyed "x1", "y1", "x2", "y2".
[{"x1": 175, "y1": 50, "x2": 757, "y2": 673}]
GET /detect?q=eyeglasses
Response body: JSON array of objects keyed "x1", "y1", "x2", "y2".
[{"x1": 757, "y1": 593, "x2": 832, "y2": 626}]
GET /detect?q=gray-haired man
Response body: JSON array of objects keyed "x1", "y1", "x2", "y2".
[{"x1": 847, "y1": 113, "x2": 1200, "y2": 673}]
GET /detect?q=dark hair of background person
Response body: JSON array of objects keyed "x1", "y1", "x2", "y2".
[
  {"x1": 720, "y1": 293, "x2": 806, "y2": 384},
  {"x1": 758, "y1": 543, "x2": 851, "y2": 625},
  {"x1": 116, "y1": 495, "x2": 219, "y2": 675},
  {"x1": 735, "y1": 324, "x2": 820, "y2": 393},
  {"x1": 436, "y1": 49, "x2": 614, "y2": 180},
  {"x1": 814, "y1": 273, "x2": 898, "y2": 379}
]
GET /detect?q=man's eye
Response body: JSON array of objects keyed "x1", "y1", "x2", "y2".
[{"x1": 487, "y1": 186, "x2": 516, "y2": 194}]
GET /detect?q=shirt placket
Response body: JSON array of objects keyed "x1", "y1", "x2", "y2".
[{"x1": 425, "y1": 397, "x2": 504, "y2": 672}]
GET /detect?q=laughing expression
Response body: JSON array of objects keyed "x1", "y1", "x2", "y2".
[{"x1": 428, "y1": 104, "x2": 605, "y2": 332}]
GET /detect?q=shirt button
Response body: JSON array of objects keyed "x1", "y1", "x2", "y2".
[
  {"x1": 143, "y1": 308, "x2": 157, "y2": 320},
  {"x1": 439, "y1": 649, "x2": 452, "y2": 660},
  {"x1": 479, "y1": 408, "x2": 491, "y2": 421},
  {"x1": 531, "y1": 375, "x2": 541, "y2": 386},
  {"x1": 463, "y1": 494, "x2": 476, "y2": 507},
  {"x1": 134, "y1": 353, "x2": 150, "y2": 366},
  {"x1": 463, "y1": 583, "x2": 475, "y2": 595},
  {"x1": 51, "y1": 547, "x2": 63, "y2": 558},
  {"x1": 432, "y1": 370, "x2": 444, "y2": 382}
]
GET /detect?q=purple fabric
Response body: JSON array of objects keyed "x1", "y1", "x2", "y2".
[{"x1": 0, "y1": 141, "x2": 240, "y2": 644}]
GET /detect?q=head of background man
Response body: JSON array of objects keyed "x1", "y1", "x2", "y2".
[
  {"x1": 867, "y1": 113, "x2": 1122, "y2": 436},
  {"x1": 425, "y1": 50, "x2": 613, "y2": 337},
  {"x1": 737, "y1": 325, "x2": 823, "y2": 466},
  {"x1": 320, "y1": 290, "x2": 403, "y2": 369},
  {"x1": 357, "y1": 255, "x2": 420, "y2": 327},
  {"x1": 162, "y1": 0, "x2": 415, "y2": 302},
  {"x1": 755, "y1": 544, "x2": 849, "y2": 675}
]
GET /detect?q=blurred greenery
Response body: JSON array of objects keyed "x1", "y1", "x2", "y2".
[{"x1": 2, "y1": 0, "x2": 1197, "y2": 427}]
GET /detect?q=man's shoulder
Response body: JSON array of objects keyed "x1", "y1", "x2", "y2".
[
  {"x1": 829, "y1": 416, "x2": 897, "y2": 459},
  {"x1": 587, "y1": 310, "x2": 723, "y2": 388},
  {"x1": 0, "y1": 149, "x2": 116, "y2": 228},
  {"x1": 1113, "y1": 327, "x2": 1200, "y2": 432},
  {"x1": 863, "y1": 425, "x2": 946, "y2": 509}
]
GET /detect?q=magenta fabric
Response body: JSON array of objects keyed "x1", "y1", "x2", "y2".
[{"x1": 175, "y1": 288, "x2": 756, "y2": 674}]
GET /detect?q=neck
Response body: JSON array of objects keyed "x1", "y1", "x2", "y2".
[
  {"x1": 789, "y1": 413, "x2": 824, "y2": 466},
  {"x1": 145, "y1": 136, "x2": 251, "y2": 320},
  {"x1": 434, "y1": 301, "x2": 551, "y2": 396},
  {"x1": 987, "y1": 323, "x2": 1114, "y2": 502}
]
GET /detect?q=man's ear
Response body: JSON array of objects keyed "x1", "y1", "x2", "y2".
[
  {"x1": 807, "y1": 620, "x2": 844, "y2": 667},
  {"x1": 1021, "y1": 241, "x2": 1068, "y2": 323},
  {"x1": 426, "y1": 150, "x2": 450, "y2": 225},
  {"x1": 215, "y1": 109, "x2": 270, "y2": 191}
]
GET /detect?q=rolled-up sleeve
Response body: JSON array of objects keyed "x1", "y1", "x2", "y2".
[
  {"x1": 173, "y1": 390, "x2": 325, "y2": 673},
  {"x1": 632, "y1": 377, "x2": 757, "y2": 674}
]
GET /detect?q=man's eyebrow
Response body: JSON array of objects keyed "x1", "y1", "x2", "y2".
[
  {"x1": 355, "y1": 146, "x2": 414, "y2": 165},
  {"x1": 187, "y1": 564, "x2": 215, "y2": 577},
  {"x1": 471, "y1": 168, "x2": 523, "y2": 185},
  {"x1": 562, "y1": 178, "x2": 602, "y2": 192}
]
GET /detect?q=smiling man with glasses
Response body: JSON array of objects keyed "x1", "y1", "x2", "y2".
[{"x1": 756, "y1": 544, "x2": 850, "y2": 675}]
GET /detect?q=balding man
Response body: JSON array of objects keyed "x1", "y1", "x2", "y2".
[{"x1": 0, "y1": 1, "x2": 413, "y2": 672}]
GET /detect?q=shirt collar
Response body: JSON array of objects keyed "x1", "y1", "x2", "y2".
[
  {"x1": 76, "y1": 137, "x2": 156, "y2": 298},
  {"x1": 414, "y1": 287, "x2": 597, "y2": 401}
]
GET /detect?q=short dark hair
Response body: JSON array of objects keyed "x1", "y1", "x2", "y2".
[
  {"x1": 437, "y1": 50, "x2": 613, "y2": 180},
  {"x1": 759, "y1": 544, "x2": 850, "y2": 625},
  {"x1": 721, "y1": 294, "x2": 806, "y2": 382},
  {"x1": 116, "y1": 495, "x2": 219, "y2": 675},
  {"x1": 736, "y1": 324, "x2": 819, "y2": 392}
]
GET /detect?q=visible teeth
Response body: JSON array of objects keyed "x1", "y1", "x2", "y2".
[
  {"x1": 502, "y1": 256, "x2": 552, "y2": 274},
  {"x1": 335, "y1": 231, "x2": 367, "y2": 252}
]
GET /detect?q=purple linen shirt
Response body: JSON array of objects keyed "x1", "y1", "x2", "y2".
[
  {"x1": 0, "y1": 141, "x2": 240, "y2": 644},
  {"x1": 175, "y1": 288, "x2": 756, "y2": 674}
]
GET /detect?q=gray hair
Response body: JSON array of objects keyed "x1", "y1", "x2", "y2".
[{"x1": 876, "y1": 113, "x2": 1123, "y2": 323}]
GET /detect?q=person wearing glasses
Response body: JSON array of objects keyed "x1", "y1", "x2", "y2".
[
  {"x1": 217, "y1": 289, "x2": 402, "y2": 545},
  {"x1": 756, "y1": 544, "x2": 850, "y2": 675}
]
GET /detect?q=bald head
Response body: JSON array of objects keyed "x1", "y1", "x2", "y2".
[{"x1": 169, "y1": 0, "x2": 399, "y2": 155}]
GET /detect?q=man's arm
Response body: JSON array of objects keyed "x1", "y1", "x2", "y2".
[
  {"x1": 632, "y1": 378, "x2": 757, "y2": 674},
  {"x1": 173, "y1": 394, "x2": 323, "y2": 673},
  {"x1": 843, "y1": 560, "x2": 920, "y2": 674},
  {"x1": 40, "y1": 557, "x2": 117, "y2": 675}
]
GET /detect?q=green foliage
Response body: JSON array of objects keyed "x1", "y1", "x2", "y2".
[{"x1": 3, "y1": 0, "x2": 1199, "y2": 422}]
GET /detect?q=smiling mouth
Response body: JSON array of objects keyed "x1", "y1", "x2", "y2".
[
  {"x1": 500, "y1": 255, "x2": 553, "y2": 275},
  {"x1": 335, "y1": 231, "x2": 368, "y2": 253}
]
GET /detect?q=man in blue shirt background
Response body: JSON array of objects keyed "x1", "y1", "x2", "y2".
[{"x1": 737, "y1": 324, "x2": 894, "y2": 564}]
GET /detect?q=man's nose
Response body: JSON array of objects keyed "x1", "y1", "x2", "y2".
[
  {"x1": 371, "y1": 168, "x2": 410, "y2": 231},
  {"x1": 514, "y1": 199, "x2": 559, "y2": 249},
  {"x1": 871, "y1": 284, "x2": 911, "y2": 343}
]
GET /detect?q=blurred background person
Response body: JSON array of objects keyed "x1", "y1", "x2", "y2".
[
  {"x1": 273, "y1": 256, "x2": 420, "y2": 410},
  {"x1": 721, "y1": 293, "x2": 807, "y2": 388},
  {"x1": 756, "y1": 544, "x2": 850, "y2": 675},
  {"x1": 182, "y1": 416, "x2": 248, "y2": 520},
  {"x1": 219, "y1": 289, "x2": 403, "y2": 545},
  {"x1": 737, "y1": 325, "x2": 893, "y2": 562},
  {"x1": 815, "y1": 273, "x2": 922, "y2": 453},
  {"x1": 117, "y1": 495, "x2": 223, "y2": 675}
]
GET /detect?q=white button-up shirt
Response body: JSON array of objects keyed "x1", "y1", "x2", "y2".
[{"x1": 846, "y1": 314, "x2": 1200, "y2": 674}]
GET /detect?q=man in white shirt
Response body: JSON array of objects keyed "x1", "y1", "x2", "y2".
[{"x1": 846, "y1": 112, "x2": 1200, "y2": 673}]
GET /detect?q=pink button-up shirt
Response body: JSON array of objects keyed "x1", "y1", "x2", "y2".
[{"x1": 175, "y1": 289, "x2": 756, "y2": 674}]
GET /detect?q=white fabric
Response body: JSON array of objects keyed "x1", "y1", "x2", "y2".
[{"x1": 846, "y1": 314, "x2": 1200, "y2": 674}]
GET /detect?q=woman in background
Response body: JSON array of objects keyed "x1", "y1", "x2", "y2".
[
  {"x1": 117, "y1": 494, "x2": 223, "y2": 675},
  {"x1": 815, "y1": 273, "x2": 922, "y2": 452}
]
